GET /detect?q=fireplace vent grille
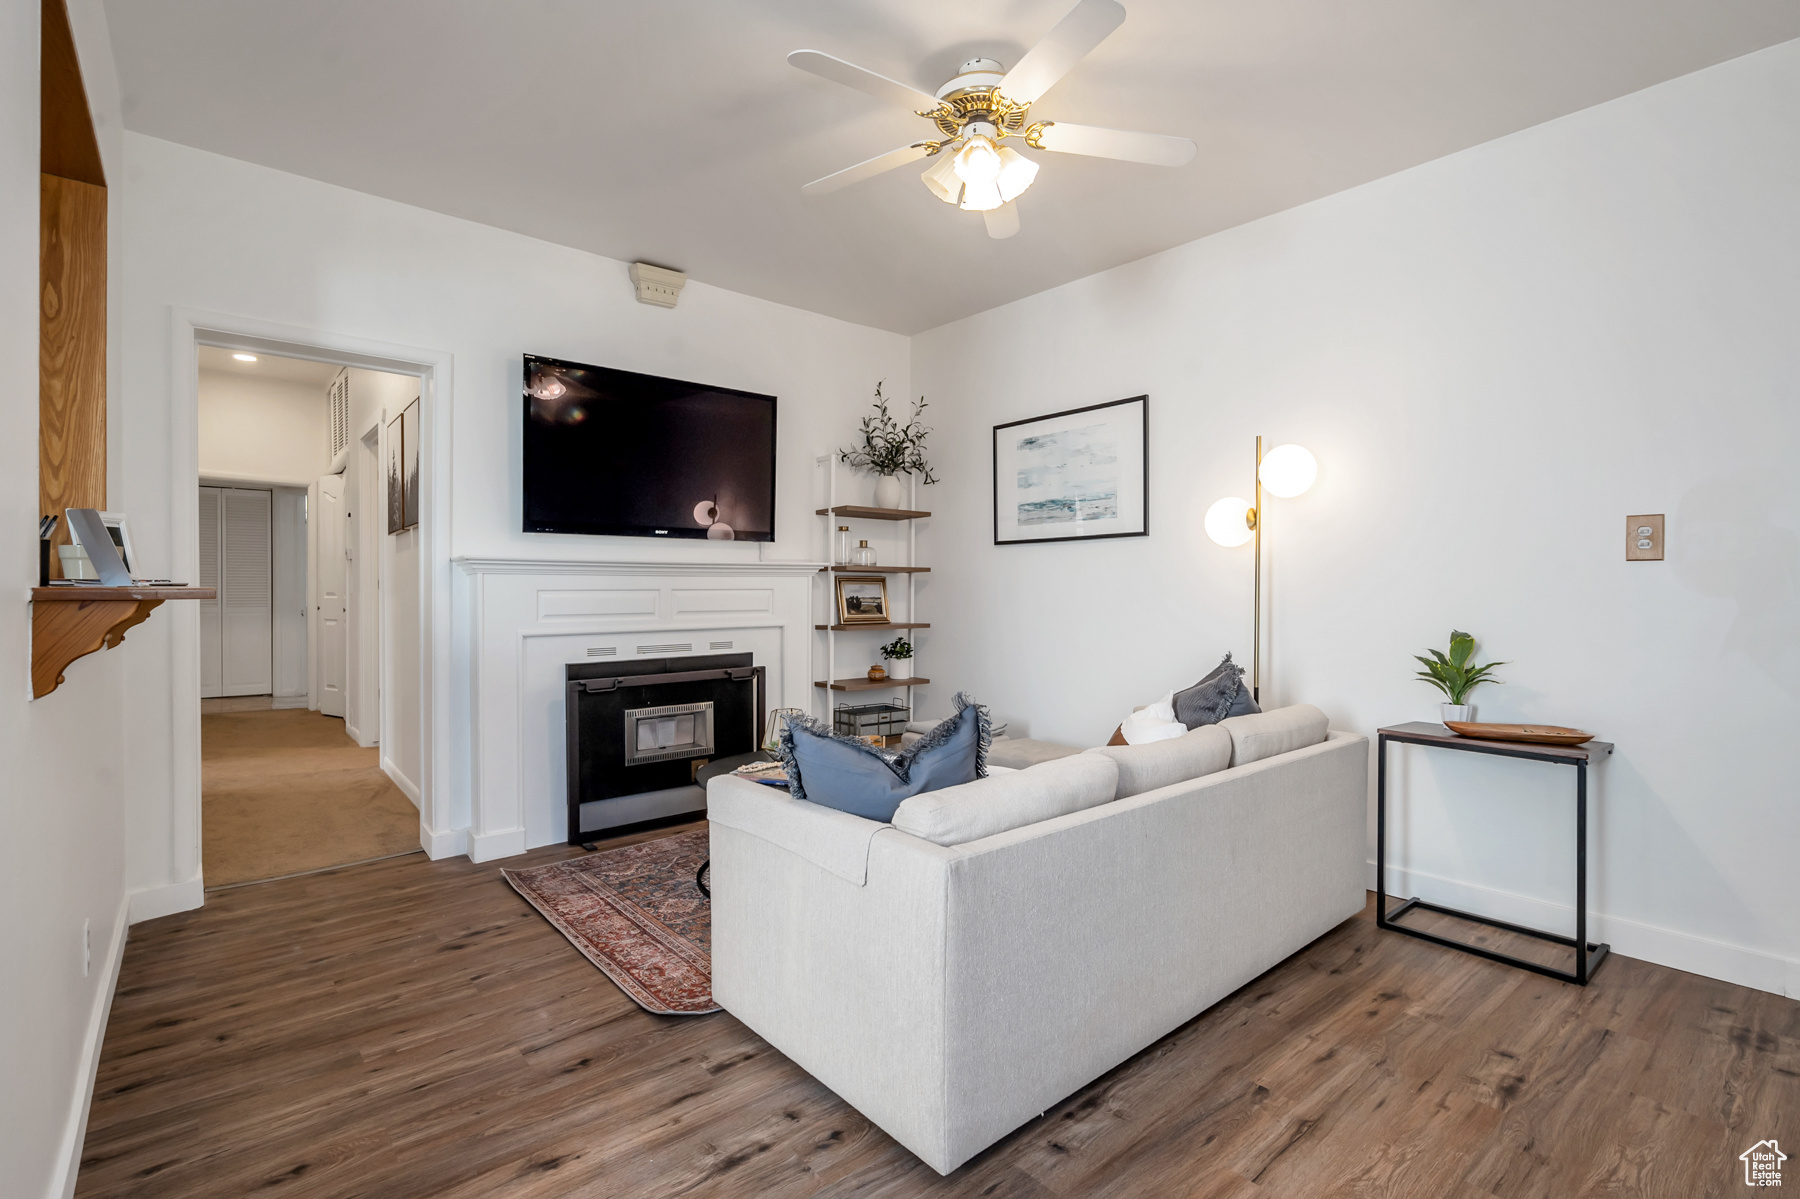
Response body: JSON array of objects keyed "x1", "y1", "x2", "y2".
[
  {"x1": 710, "y1": 640, "x2": 733, "y2": 650},
  {"x1": 586, "y1": 646, "x2": 618, "y2": 658},
  {"x1": 637, "y1": 642, "x2": 693, "y2": 655}
]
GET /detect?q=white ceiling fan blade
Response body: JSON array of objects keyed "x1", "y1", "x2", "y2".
[
  {"x1": 1000, "y1": 0, "x2": 1126, "y2": 105},
  {"x1": 788, "y1": 50, "x2": 942, "y2": 112},
  {"x1": 801, "y1": 143, "x2": 932, "y2": 195},
  {"x1": 983, "y1": 202, "x2": 1020, "y2": 240},
  {"x1": 1032, "y1": 122, "x2": 1196, "y2": 167}
]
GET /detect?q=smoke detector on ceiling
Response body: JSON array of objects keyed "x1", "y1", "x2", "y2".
[{"x1": 629, "y1": 262, "x2": 687, "y2": 308}]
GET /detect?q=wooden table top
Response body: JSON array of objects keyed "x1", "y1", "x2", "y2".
[
  {"x1": 1379, "y1": 721, "x2": 1613, "y2": 763},
  {"x1": 32, "y1": 585, "x2": 216, "y2": 601}
]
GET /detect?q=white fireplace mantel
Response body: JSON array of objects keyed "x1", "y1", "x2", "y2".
[{"x1": 453, "y1": 555, "x2": 821, "y2": 862}]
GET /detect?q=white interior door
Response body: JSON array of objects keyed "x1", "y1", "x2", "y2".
[
  {"x1": 221, "y1": 488, "x2": 274, "y2": 696},
  {"x1": 198, "y1": 486, "x2": 223, "y2": 698},
  {"x1": 316, "y1": 473, "x2": 348, "y2": 717}
]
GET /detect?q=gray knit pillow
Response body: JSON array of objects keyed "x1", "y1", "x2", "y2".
[{"x1": 1172, "y1": 654, "x2": 1261, "y2": 729}]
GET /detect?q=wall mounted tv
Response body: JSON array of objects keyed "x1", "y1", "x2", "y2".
[{"x1": 522, "y1": 354, "x2": 776, "y2": 541}]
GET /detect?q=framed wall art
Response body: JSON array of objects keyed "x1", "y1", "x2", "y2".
[
  {"x1": 993, "y1": 395, "x2": 1147, "y2": 545},
  {"x1": 401, "y1": 397, "x2": 421, "y2": 530},
  {"x1": 386, "y1": 410, "x2": 405, "y2": 534}
]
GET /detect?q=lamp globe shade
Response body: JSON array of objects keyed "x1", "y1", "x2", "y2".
[
  {"x1": 1259, "y1": 444, "x2": 1317, "y2": 498},
  {"x1": 1205, "y1": 497, "x2": 1254, "y2": 547}
]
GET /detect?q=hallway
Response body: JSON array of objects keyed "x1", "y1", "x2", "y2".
[{"x1": 202, "y1": 703, "x2": 421, "y2": 887}]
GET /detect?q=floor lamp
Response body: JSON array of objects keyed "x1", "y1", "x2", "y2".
[{"x1": 1205, "y1": 437, "x2": 1317, "y2": 703}]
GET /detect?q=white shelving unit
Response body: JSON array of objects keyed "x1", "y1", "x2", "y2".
[{"x1": 813, "y1": 455, "x2": 930, "y2": 728}]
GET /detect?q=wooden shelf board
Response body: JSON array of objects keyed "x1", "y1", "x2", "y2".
[
  {"x1": 818, "y1": 565, "x2": 931, "y2": 574},
  {"x1": 32, "y1": 585, "x2": 215, "y2": 602},
  {"x1": 814, "y1": 676, "x2": 930, "y2": 691},
  {"x1": 814, "y1": 622, "x2": 930, "y2": 632},
  {"x1": 815, "y1": 505, "x2": 931, "y2": 521}
]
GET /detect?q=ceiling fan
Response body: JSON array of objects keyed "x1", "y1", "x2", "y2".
[{"x1": 788, "y1": 0, "x2": 1195, "y2": 239}]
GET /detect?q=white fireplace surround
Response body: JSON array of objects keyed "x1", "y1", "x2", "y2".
[{"x1": 455, "y1": 557, "x2": 822, "y2": 862}]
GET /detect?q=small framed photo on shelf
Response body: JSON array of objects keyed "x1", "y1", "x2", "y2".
[
  {"x1": 834, "y1": 575, "x2": 890, "y2": 624},
  {"x1": 993, "y1": 395, "x2": 1148, "y2": 545}
]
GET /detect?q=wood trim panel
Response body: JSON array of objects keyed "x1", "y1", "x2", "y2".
[
  {"x1": 40, "y1": 173, "x2": 107, "y2": 577},
  {"x1": 40, "y1": 0, "x2": 105, "y2": 186}
]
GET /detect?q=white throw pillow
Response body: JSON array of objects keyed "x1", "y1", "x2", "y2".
[
  {"x1": 891, "y1": 754, "x2": 1118, "y2": 847},
  {"x1": 1086, "y1": 724, "x2": 1233, "y2": 800},
  {"x1": 1219, "y1": 704, "x2": 1329, "y2": 766},
  {"x1": 1120, "y1": 691, "x2": 1186, "y2": 745}
]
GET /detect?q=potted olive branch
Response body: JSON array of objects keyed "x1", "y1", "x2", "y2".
[
  {"x1": 1415, "y1": 630, "x2": 1505, "y2": 723},
  {"x1": 840, "y1": 381, "x2": 938, "y2": 509}
]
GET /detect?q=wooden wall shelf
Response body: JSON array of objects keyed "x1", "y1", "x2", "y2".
[
  {"x1": 31, "y1": 586, "x2": 215, "y2": 698},
  {"x1": 814, "y1": 506, "x2": 931, "y2": 521},
  {"x1": 813, "y1": 621, "x2": 930, "y2": 632},
  {"x1": 819, "y1": 565, "x2": 930, "y2": 574},
  {"x1": 815, "y1": 676, "x2": 931, "y2": 692}
]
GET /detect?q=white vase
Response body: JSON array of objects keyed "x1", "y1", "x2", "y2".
[
  {"x1": 889, "y1": 658, "x2": 912, "y2": 680},
  {"x1": 873, "y1": 473, "x2": 904, "y2": 509},
  {"x1": 1441, "y1": 703, "x2": 1472, "y2": 724}
]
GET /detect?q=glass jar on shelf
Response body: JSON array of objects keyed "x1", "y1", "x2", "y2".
[
  {"x1": 836, "y1": 525, "x2": 851, "y2": 566},
  {"x1": 850, "y1": 539, "x2": 877, "y2": 567}
]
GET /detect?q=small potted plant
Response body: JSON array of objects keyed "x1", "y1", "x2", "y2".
[
  {"x1": 841, "y1": 382, "x2": 938, "y2": 508},
  {"x1": 1415, "y1": 630, "x2": 1505, "y2": 723},
  {"x1": 880, "y1": 635, "x2": 914, "y2": 681}
]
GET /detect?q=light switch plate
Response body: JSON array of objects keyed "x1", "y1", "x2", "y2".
[{"x1": 1626, "y1": 513, "x2": 1664, "y2": 561}]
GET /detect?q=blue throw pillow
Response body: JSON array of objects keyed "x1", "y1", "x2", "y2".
[{"x1": 777, "y1": 693, "x2": 989, "y2": 822}]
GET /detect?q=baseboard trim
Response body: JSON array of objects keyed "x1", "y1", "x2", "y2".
[
  {"x1": 50, "y1": 895, "x2": 128, "y2": 1199},
  {"x1": 420, "y1": 822, "x2": 468, "y2": 860},
  {"x1": 468, "y1": 826, "x2": 527, "y2": 863},
  {"x1": 382, "y1": 756, "x2": 422, "y2": 808},
  {"x1": 1369, "y1": 861, "x2": 1799, "y2": 998},
  {"x1": 127, "y1": 878, "x2": 204, "y2": 925},
  {"x1": 270, "y1": 695, "x2": 309, "y2": 709}
]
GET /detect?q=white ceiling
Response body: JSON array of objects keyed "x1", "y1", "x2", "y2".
[
  {"x1": 197, "y1": 345, "x2": 341, "y2": 384},
  {"x1": 107, "y1": 2, "x2": 1800, "y2": 334}
]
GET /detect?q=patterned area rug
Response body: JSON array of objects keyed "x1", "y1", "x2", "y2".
[{"x1": 502, "y1": 829, "x2": 717, "y2": 1015}]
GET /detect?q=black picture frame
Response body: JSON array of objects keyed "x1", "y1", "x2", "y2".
[{"x1": 992, "y1": 395, "x2": 1148, "y2": 546}]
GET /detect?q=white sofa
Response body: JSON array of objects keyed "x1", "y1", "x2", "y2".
[{"x1": 706, "y1": 706, "x2": 1368, "y2": 1175}]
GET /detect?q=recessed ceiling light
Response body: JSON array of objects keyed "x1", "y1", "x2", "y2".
[{"x1": 233, "y1": 353, "x2": 257, "y2": 362}]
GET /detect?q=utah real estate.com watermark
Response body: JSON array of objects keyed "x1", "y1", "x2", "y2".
[{"x1": 1742, "y1": 1140, "x2": 1786, "y2": 1188}]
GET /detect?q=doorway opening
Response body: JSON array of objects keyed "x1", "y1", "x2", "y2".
[{"x1": 195, "y1": 345, "x2": 423, "y2": 887}]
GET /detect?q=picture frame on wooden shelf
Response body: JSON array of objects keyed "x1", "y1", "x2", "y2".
[
  {"x1": 834, "y1": 575, "x2": 890, "y2": 624},
  {"x1": 993, "y1": 395, "x2": 1148, "y2": 545}
]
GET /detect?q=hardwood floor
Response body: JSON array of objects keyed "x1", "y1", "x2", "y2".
[{"x1": 78, "y1": 826, "x2": 1797, "y2": 1198}]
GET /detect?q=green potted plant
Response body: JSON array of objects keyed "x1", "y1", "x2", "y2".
[
  {"x1": 1415, "y1": 630, "x2": 1505, "y2": 723},
  {"x1": 880, "y1": 634, "x2": 914, "y2": 680},
  {"x1": 841, "y1": 382, "x2": 938, "y2": 509}
]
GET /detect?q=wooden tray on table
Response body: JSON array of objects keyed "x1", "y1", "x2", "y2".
[{"x1": 1443, "y1": 721, "x2": 1595, "y2": 746}]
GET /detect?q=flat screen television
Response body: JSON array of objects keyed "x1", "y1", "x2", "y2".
[{"x1": 522, "y1": 354, "x2": 776, "y2": 541}]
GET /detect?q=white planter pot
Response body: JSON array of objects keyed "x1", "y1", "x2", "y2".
[
  {"x1": 1440, "y1": 703, "x2": 1472, "y2": 724},
  {"x1": 888, "y1": 659, "x2": 912, "y2": 681},
  {"x1": 874, "y1": 473, "x2": 904, "y2": 509}
]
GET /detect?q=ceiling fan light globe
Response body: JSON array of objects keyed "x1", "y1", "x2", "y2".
[
  {"x1": 958, "y1": 179, "x2": 1004, "y2": 212},
  {"x1": 995, "y1": 146, "x2": 1039, "y2": 203},
  {"x1": 953, "y1": 135, "x2": 1002, "y2": 186},
  {"x1": 921, "y1": 150, "x2": 962, "y2": 204}
]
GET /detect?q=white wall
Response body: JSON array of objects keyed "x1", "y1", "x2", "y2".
[
  {"x1": 115, "y1": 133, "x2": 908, "y2": 901},
  {"x1": 3, "y1": 2, "x2": 131, "y2": 1196},
  {"x1": 196, "y1": 369, "x2": 329, "y2": 486},
  {"x1": 912, "y1": 40, "x2": 1800, "y2": 996}
]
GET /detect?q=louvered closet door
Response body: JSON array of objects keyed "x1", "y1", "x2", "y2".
[
  {"x1": 221, "y1": 487, "x2": 274, "y2": 696},
  {"x1": 198, "y1": 487, "x2": 224, "y2": 698}
]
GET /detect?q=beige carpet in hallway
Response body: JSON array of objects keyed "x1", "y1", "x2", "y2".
[{"x1": 203, "y1": 708, "x2": 420, "y2": 887}]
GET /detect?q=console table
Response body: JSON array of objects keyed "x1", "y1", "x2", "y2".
[{"x1": 1376, "y1": 722, "x2": 1613, "y2": 985}]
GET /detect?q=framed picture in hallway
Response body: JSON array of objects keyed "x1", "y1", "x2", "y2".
[
  {"x1": 401, "y1": 398, "x2": 421, "y2": 530},
  {"x1": 386, "y1": 411, "x2": 404, "y2": 534},
  {"x1": 993, "y1": 395, "x2": 1148, "y2": 545}
]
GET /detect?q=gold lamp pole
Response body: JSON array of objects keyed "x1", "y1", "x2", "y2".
[{"x1": 1205, "y1": 436, "x2": 1318, "y2": 708}]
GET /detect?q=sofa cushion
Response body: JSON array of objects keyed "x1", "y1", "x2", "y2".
[
  {"x1": 1220, "y1": 704, "x2": 1329, "y2": 766},
  {"x1": 1086, "y1": 723, "x2": 1233, "y2": 799},
  {"x1": 891, "y1": 753, "x2": 1118, "y2": 847},
  {"x1": 1172, "y1": 653, "x2": 1261, "y2": 729},
  {"x1": 779, "y1": 692, "x2": 989, "y2": 821}
]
